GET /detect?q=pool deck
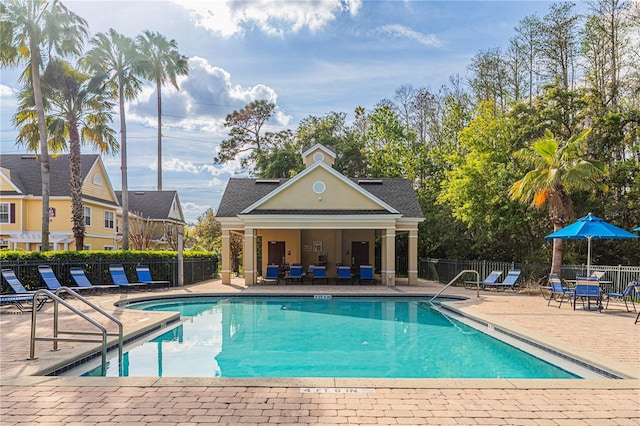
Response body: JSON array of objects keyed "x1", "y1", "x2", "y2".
[{"x1": 1, "y1": 278, "x2": 639, "y2": 425}]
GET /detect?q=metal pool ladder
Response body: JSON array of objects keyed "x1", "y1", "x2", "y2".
[
  {"x1": 29, "y1": 287, "x2": 123, "y2": 375},
  {"x1": 429, "y1": 269, "x2": 480, "y2": 303}
]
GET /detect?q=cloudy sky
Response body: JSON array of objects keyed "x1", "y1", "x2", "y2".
[{"x1": 0, "y1": 0, "x2": 570, "y2": 223}]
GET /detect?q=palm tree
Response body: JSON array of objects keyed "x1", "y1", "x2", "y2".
[
  {"x1": 1, "y1": 0, "x2": 88, "y2": 250},
  {"x1": 80, "y1": 29, "x2": 142, "y2": 250},
  {"x1": 41, "y1": 59, "x2": 118, "y2": 249},
  {"x1": 509, "y1": 129, "x2": 608, "y2": 274},
  {"x1": 135, "y1": 30, "x2": 189, "y2": 190}
]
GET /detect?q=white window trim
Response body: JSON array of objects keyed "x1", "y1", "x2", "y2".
[
  {"x1": 104, "y1": 211, "x2": 114, "y2": 229},
  {"x1": 84, "y1": 206, "x2": 91, "y2": 226},
  {"x1": 0, "y1": 203, "x2": 9, "y2": 224}
]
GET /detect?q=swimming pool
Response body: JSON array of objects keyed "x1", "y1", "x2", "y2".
[{"x1": 81, "y1": 297, "x2": 578, "y2": 378}]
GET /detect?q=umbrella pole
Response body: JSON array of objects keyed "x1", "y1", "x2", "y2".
[{"x1": 587, "y1": 236, "x2": 592, "y2": 275}]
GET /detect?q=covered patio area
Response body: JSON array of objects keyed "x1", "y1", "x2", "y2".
[{"x1": 217, "y1": 144, "x2": 424, "y2": 287}]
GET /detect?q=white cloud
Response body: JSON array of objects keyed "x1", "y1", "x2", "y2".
[
  {"x1": 161, "y1": 158, "x2": 201, "y2": 174},
  {"x1": 0, "y1": 84, "x2": 18, "y2": 109},
  {"x1": 379, "y1": 24, "x2": 444, "y2": 48},
  {"x1": 205, "y1": 177, "x2": 226, "y2": 188},
  {"x1": 129, "y1": 57, "x2": 287, "y2": 128},
  {"x1": 127, "y1": 56, "x2": 292, "y2": 142},
  {"x1": 0, "y1": 84, "x2": 16, "y2": 97},
  {"x1": 181, "y1": 201, "x2": 210, "y2": 217},
  {"x1": 157, "y1": 158, "x2": 241, "y2": 179},
  {"x1": 174, "y1": 0, "x2": 362, "y2": 37}
]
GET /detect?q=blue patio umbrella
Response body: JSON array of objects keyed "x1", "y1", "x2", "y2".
[
  {"x1": 545, "y1": 213, "x2": 638, "y2": 275},
  {"x1": 635, "y1": 227, "x2": 640, "y2": 232}
]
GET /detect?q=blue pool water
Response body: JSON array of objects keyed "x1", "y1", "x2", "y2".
[{"x1": 83, "y1": 297, "x2": 577, "y2": 378}]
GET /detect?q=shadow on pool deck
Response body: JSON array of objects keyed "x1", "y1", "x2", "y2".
[{"x1": 1, "y1": 277, "x2": 639, "y2": 425}]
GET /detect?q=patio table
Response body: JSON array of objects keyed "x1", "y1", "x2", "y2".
[{"x1": 565, "y1": 279, "x2": 610, "y2": 311}]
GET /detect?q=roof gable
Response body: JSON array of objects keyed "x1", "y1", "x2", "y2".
[
  {"x1": 82, "y1": 158, "x2": 119, "y2": 204},
  {"x1": 0, "y1": 154, "x2": 107, "y2": 198},
  {"x1": 0, "y1": 167, "x2": 24, "y2": 193},
  {"x1": 241, "y1": 162, "x2": 399, "y2": 214},
  {"x1": 301, "y1": 144, "x2": 337, "y2": 168},
  {"x1": 300, "y1": 144, "x2": 337, "y2": 159},
  {"x1": 116, "y1": 190, "x2": 185, "y2": 222}
]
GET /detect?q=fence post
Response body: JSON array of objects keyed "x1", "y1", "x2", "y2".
[{"x1": 177, "y1": 227, "x2": 184, "y2": 286}]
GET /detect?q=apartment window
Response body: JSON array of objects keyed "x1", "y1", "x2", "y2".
[
  {"x1": 103, "y1": 246, "x2": 114, "y2": 251},
  {"x1": 116, "y1": 219, "x2": 120, "y2": 233},
  {"x1": 104, "y1": 211, "x2": 114, "y2": 229},
  {"x1": 83, "y1": 244, "x2": 91, "y2": 251},
  {"x1": 84, "y1": 206, "x2": 91, "y2": 226},
  {"x1": 0, "y1": 203, "x2": 9, "y2": 223}
]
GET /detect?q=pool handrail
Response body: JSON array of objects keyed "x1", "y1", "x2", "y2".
[
  {"x1": 29, "y1": 287, "x2": 124, "y2": 375},
  {"x1": 430, "y1": 269, "x2": 480, "y2": 303}
]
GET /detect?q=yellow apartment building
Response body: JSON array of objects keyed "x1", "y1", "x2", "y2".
[
  {"x1": 0, "y1": 154, "x2": 119, "y2": 251},
  {"x1": 115, "y1": 190, "x2": 185, "y2": 250}
]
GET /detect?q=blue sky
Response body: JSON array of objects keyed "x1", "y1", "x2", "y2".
[{"x1": 0, "y1": 0, "x2": 567, "y2": 223}]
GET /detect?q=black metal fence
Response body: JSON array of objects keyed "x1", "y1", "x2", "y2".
[
  {"x1": 0, "y1": 257, "x2": 218, "y2": 292},
  {"x1": 418, "y1": 258, "x2": 640, "y2": 294}
]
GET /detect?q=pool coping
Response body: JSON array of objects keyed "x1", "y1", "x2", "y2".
[
  {"x1": 3, "y1": 374, "x2": 640, "y2": 390},
  {"x1": 26, "y1": 291, "x2": 636, "y2": 381}
]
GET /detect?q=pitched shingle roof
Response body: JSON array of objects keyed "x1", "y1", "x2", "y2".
[
  {"x1": 217, "y1": 177, "x2": 423, "y2": 218},
  {"x1": 115, "y1": 190, "x2": 183, "y2": 222},
  {"x1": 0, "y1": 154, "x2": 100, "y2": 196}
]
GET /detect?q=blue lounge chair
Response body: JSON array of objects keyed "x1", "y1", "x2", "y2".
[
  {"x1": 69, "y1": 267, "x2": 118, "y2": 293},
  {"x1": 471, "y1": 270, "x2": 502, "y2": 289},
  {"x1": 261, "y1": 264, "x2": 280, "y2": 285},
  {"x1": 38, "y1": 265, "x2": 84, "y2": 293},
  {"x1": 485, "y1": 269, "x2": 521, "y2": 291},
  {"x1": 109, "y1": 265, "x2": 153, "y2": 291},
  {"x1": 547, "y1": 274, "x2": 574, "y2": 308},
  {"x1": 573, "y1": 275, "x2": 602, "y2": 311},
  {"x1": 359, "y1": 264, "x2": 375, "y2": 285},
  {"x1": 336, "y1": 266, "x2": 353, "y2": 285},
  {"x1": 1, "y1": 269, "x2": 47, "y2": 313},
  {"x1": 285, "y1": 265, "x2": 304, "y2": 285},
  {"x1": 604, "y1": 279, "x2": 637, "y2": 312},
  {"x1": 136, "y1": 265, "x2": 171, "y2": 289},
  {"x1": 311, "y1": 266, "x2": 328, "y2": 284}
]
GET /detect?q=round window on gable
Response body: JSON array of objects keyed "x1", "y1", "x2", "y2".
[
  {"x1": 313, "y1": 152, "x2": 325, "y2": 162},
  {"x1": 312, "y1": 180, "x2": 326, "y2": 194},
  {"x1": 92, "y1": 174, "x2": 103, "y2": 186}
]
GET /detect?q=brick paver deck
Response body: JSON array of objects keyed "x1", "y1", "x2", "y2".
[{"x1": 2, "y1": 278, "x2": 639, "y2": 425}]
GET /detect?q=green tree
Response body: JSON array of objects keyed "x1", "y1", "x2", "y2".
[
  {"x1": 539, "y1": 2, "x2": 581, "y2": 91},
  {"x1": 254, "y1": 130, "x2": 303, "y2": 178},
  {"x1": 1, "y1": 0, "x2": 88, "y2": 250},
  {"x1": 40, "y1": 59, "x2": 118, "y2": 250},
  {"x1": 364, "y1": 105, "x2": 419, "y2": 180},
  {"x1": 296, "y1": 111, "x2": 368, "y2": 177},
  {"x1": 333, "y1": 129, "x2": 368, "y2": 178},
  {"x1": 438, "y1": 102, "x2": 530, "y2": 260},
  {"x1": 81, "y1": 29, "x2": 143, "y2": 250},
  {"x1": 135, "y1": 30, "x2": 189, "y2": 190},
  {"x1": 510, "y1": 129, "x2": 608, "y2": 274},
  {"x1": 514, "y1": 14, "x2": 543, "y2": 106},
  {"x1": 191, "y1": 208, "x2": 221, "y2": 251},
  {"x1": 214, "y1": 100, "x2": 275, "y2": 172}
]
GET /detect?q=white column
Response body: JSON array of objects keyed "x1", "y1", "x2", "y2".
[
  {"x1": 408, "y1": 229, "x2": 418, "y2": 285},
  {"x1": 221, "y1": 229, "x2": 231, "y2": 284},
  {"x1": 244, "y1": 228, "x2": 256, "y2": 286},
  {"x1": 382, "y1": 228, "x2": 396, "y2": 286}
]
